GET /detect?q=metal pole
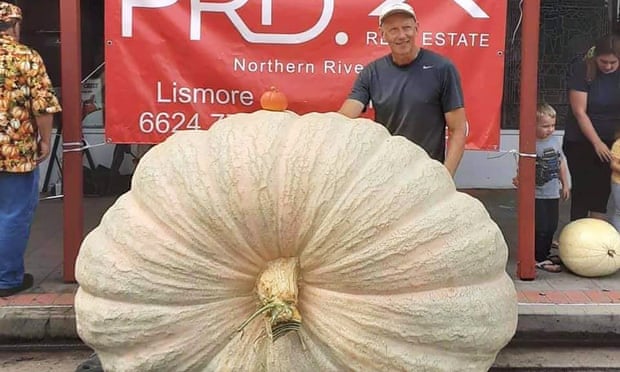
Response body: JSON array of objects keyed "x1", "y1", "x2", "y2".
[
  {"x1": 59, "y1": 0, "x2": 83, "y2": 283},
  {"x1": 517, "y1": 0, "x2": 540, "y2": 280}
]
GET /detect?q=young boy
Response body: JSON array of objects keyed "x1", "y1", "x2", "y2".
[{"x1": 513, "y1": 103, "x2": 570, "y2": 272}]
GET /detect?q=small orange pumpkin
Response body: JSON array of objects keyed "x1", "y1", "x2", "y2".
[{"x1": 260, "y1": 86, "x2": 288, "y2": 111}]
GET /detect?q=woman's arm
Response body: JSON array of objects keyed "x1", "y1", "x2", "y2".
[{"x1": 569, "y1": 89, "x2": 612, "y2": 162}]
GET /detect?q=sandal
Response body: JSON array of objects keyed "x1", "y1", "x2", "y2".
[
  {"x1": 536, "y1": 260, "x2": 561, "y2": 273},
  {"x1": 547, "y1": 255, "x2": 562, "y2": 265}
]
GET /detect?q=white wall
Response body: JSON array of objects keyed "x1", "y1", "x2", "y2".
[
  {"x1": 455, "y1": 130, "x2": 566, "y2": 189},
  {"x1": 455, "y1": 129, "x2": 521, "y2": 189}
]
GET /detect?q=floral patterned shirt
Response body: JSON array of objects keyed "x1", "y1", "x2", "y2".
[{"x1": 0, "y1": 33, "x2": 61, "y2": 173}]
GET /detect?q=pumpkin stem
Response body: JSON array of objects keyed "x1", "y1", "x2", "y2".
[
  {"x1": 235, "y1": 302, "x2": 279, "y2": 335},
  {"x1": 235, "y1": 257, "x2": 301, "y2": 342},
  {"x1": 608, "y1": 249, "x2": 616, "y2": 258}
]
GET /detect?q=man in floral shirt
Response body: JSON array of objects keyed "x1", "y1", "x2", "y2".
[{"x1": 0, "y1": 2, "x2": 61, "y2": 297}]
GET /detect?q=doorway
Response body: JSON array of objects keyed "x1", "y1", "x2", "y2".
[{"x1": 14, "y1": 0, "x2": 104, "y2": 86}]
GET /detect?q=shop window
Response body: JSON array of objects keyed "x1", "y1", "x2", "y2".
[{"x1": 502, "y1": 0, "x2": 610, "y2": 130}]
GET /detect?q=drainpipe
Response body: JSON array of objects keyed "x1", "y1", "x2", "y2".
[
  {"x1": 610, "y1": 0, "x2": 619, "y2": 32},
  {"x1": 517, "y1": 0, "x2": 540, "y2": 280},
  {"x1": 60, "y1": 0, "x2": 82, "y2": 283}
]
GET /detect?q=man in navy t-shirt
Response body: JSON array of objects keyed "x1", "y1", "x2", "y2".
[{"x1": 338, "y1": 2, "x2": 467, "y2": 177}]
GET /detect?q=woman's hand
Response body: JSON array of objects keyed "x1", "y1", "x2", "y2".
[{"x1": 593, "y1": 140, "x2": 612, "y2": 162}]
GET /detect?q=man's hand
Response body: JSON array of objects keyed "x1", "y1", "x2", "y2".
[
  {"x1": 512, "y1": 176, "x2": 519, "y2": 188},
  {"x1": 37, "y1": 140, "x2": 50, "y2": 164},
  {"x1": 34, "y1": 114, "x2": 54, "y2": 164}
]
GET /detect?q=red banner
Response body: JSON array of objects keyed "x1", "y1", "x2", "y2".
[{"x1": 105, "y1": 0, "x2": 507, "y2": 149}]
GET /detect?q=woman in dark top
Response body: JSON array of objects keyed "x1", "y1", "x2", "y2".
[{"x1": 563, "y1": 34, "x2": 620, "y2": 221}]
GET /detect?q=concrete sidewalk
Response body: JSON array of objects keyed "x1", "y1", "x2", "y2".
[{"x1": 0, "y1": 189, "x2": 619, "y2": 342}]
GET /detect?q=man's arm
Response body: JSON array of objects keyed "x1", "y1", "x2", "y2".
[
  {"x1": 339, "y1": 66, "x2": 370, "y2": 119},
  {"x1": 443, "y1": 108, "x2": 467, "y2": 177},
  {"x1": 25, "y1": 50, "x2": 61, "y2": 164},
  {"x1": 338, "y1": 99, "x2": 365, "y2": 119},
  {"x1": 438, "y1": 61, "x2": 466, "y2": 177},
  {"x1": 35, "y1": 114, "x2": 54, "y2": 163}
]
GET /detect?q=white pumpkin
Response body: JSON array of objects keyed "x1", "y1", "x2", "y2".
[
  {"x1": 75, "y1": 110, "x2": 518, "y2": 371},
  {"x1": 559, "y1": 218, "x2": 620, "y2": 277}
]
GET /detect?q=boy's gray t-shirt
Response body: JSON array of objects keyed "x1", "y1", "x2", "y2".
[
  {"x1": 348, "y1": 49, "x2": 465, "y2": 162},
  {"x1": 536, "y1": 136, "x2": 563, "y2": 199}
]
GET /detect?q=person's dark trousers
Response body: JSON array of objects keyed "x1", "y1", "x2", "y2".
[
  {"x1": 563, "y1": 140, "x2": 612, "y2": 221},
  {"x1": 535, "y1": 198, "x2": 559, "y2": 262},
  {"x1": 0, "y1": 168, "x2": 39, "y2": 289}
]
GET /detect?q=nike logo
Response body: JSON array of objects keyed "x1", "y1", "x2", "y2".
[{"x1": 422, "y1": 65, "x2": 434, "y2": 69}]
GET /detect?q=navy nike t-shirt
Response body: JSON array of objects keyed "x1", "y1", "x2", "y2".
[{"x1": 348, "y1": 48, "x2": 465, "y2": 161}]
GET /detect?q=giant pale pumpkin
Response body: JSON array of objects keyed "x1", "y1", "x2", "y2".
[
  {"x1": 75, "y1": 110, "x2": 518, "y2": 371},
  {"x1": 558, "y1": 218, "x2": 620, "y2": 277}
]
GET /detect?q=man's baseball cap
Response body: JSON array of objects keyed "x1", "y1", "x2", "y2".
[
  {"x1": 0, "y1": 2, "x2": 22, "y2": 23},
  {"x1": 379, "y1": 3, "x2": 416, "y2": 25}
]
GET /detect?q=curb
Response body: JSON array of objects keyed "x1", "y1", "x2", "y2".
[
  {"x1": 1, "y1": 303, "x2": 620, "y2": 342},
  {"x1": 0, "y1": 305, "x2": 76, "y2": 342},
  {"x1": 516, "y1": 303, "x2": 620, "y2": 336}
]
